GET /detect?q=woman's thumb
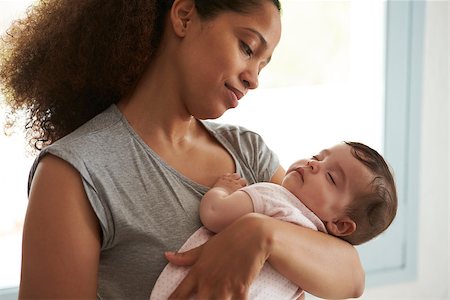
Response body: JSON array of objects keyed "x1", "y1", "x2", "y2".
[{"x1": 165, "y1": 246, "x2": 202, "y2": 266}]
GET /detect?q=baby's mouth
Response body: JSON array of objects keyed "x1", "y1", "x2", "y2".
[{"x1": 296, "y1": 167, "x2": 305, "y2": 182}]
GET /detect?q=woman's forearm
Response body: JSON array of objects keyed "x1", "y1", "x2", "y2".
[{"x1": 262, "y1": 215, "x2": 365, "y2": 299}]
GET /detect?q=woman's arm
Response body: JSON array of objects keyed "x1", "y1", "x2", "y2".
[
  {"x1": 269, "y1": 165, "x2": 286, "y2": 184},
  {"x1": 265, "y1": 214, "x2": 365, "y2": 298},
  {"x1": 167, "y1": 213, "x2": 364, "y2": 299},
  {"x1": 19, "y1": 155, "x2": 101, "y2": 299}
]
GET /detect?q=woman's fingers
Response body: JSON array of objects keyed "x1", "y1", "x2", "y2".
[
  {"x1": 169, "y1": 272, "x2": 248, "y2": 300},
  {"x1": 165, "y1": 246, "x2": 202, "y2": 267},
  {"x1": 168, "y1": 214, "x2": 271, "y2": 299}
]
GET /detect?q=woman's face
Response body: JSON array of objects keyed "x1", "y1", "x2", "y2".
[{"x1": 173, "y1": 0, "x2": 281, "y2": 119}]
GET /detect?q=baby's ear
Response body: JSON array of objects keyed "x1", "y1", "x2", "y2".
[{"x1": 325, "y1": 217, "x2": 356, "y2": 237}]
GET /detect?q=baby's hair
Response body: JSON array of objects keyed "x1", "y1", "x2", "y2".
[
  {"x1": 0, "y1": 0, "x2": 281, "y2": 151},
  {"x1": 341, "y1": 141, "x2": 398, "y2": 245}
]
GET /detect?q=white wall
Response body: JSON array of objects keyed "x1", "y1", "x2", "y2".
[{"x1": 360, "y1": 1, "x2": 449, "y2": 299}]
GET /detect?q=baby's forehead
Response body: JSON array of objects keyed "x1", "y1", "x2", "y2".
[
  {"x1": 327, "y1": 142, "x2": 350, "y2": 151},
  {"x1": 329, "y1": 144, "x2": 375, "y2": 183},
  {"x1": 317, "y1": 143, "x2": 352, "y2": 157}
]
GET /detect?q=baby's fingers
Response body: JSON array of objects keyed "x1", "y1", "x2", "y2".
[
  {"x1": 239, "y1": 177, "x2": 248, "y2": 187},
  {"x1": 230, "y1": 173, "x2": 241, "y2": 179}
]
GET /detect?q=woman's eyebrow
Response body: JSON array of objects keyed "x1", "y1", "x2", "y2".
[
  {"x1": 241, "y1": 27, "x2": 268, "y2": 48},
  {"x1": 240, "y1": 27, "x2": 272, "y2": 64}
]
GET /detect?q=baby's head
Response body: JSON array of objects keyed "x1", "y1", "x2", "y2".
[{"x1": 281, "y1": 142, "x2": 397, "y2": 245}]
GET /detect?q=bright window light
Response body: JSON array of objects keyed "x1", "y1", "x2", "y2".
[
  {"x1": 218, "y1": 1, "x2": 385, "y2": 169},
  {"x1": 0, "y1": 0, "x2": 38, "y2": 290}
]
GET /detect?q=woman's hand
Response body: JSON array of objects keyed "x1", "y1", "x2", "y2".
[
  {"x1": 166, "y1": 213, "x2": 272, "y2": 300},
  {"x1": 167, "y1": 212, "x2": 364, "y2": 299}
]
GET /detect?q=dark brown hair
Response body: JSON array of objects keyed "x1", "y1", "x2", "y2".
[
  {"x1": 341, "y1": 141, "x2": 398, "y2": 245},
  {"x1": 0, "y1": 0, "x2": 281, "y2": 150}
]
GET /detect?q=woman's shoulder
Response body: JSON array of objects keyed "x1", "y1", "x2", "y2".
[
  {"x1": 45, "y1": 105, "x2": 125, "y2": 153},
  {"x1": 201, "y1": 120, "x2": 279, "y2": 183},
  {"x1": 201, "y1": 120, "x2": 252, "y2": 133},
  {"x1": 32, "y1": 104, "x2": 129, "y2": 177},
  {"x1": 58, "y1": 105, "x2": 123, "y2": 143},
  {"x1": 201, "y1": 120, "x2": 267, "y2": 146}
]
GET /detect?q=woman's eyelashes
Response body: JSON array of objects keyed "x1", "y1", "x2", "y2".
[{"x1": 240, "y1": 41, "x2": 254, "y2": 57}]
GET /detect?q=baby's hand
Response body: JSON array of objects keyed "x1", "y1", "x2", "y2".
[{"x1": 213, "y1": 173, "x2": 248, "y2": 194}]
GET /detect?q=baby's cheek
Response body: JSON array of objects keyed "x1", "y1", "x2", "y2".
[{"x1": 310, "y1": 197, "x2": 329, "y2": 216}]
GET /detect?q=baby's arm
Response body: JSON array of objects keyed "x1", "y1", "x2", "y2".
[{"x1": 200, "y1": 173, "x2": 254, "y2": 233}]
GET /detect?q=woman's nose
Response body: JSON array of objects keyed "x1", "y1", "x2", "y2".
[{"x1": 240, "y1": 67, "x2": 259, "y2": 90}]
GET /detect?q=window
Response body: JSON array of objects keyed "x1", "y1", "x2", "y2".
[
  {"x1": 220, "y1": 0, "x2": 391, "y2": 281},
  {"x1": 219, "y1": 0, "x2": 385, "y2": 169}
]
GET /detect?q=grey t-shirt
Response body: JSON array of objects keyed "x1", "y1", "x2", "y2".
[{"x1": 28, "y1": 104, "x2": 280, "y2": 299}]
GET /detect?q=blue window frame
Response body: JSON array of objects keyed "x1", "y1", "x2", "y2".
[{"x1": 357, "y1": 0, "x2": 424, "y2": 287}]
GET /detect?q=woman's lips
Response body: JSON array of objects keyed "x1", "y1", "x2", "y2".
[
  {"x1": 226, "y1": 85, "x2": 244, "y2": 100},
  {"x1": 225, "y1": 84, "x2": 244, "y2": 108},
  {"x1": 227, "y1": 89, "x2": 239, "y2": 108}
]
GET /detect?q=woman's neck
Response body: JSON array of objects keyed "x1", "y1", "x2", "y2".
[{"x1": 117, "y1": 64, "x2": 198, "y2": 148}]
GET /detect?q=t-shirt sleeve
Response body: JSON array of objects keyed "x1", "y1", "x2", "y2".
[
  {"x1": 206, "y1": 122, "x2": 280, "y2": 184},
  {"x1": 28, "y1": 145, "x2": 113, "y2": 249},
  {"x1": 246, "y1": 130, "x2": 280, "y2": 182}
]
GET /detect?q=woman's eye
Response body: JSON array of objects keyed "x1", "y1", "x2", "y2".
[
  {"x1": 240, "y1": 41, "x2": 253, "y2": 57},
  {"x1": 311, "y1": 155, "x2": 319, "y2": 160}
]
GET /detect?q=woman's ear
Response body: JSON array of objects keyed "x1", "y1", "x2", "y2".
[
  {"x1": 325, "y1": 217, "x2": 356, "y2": 237},
  {"x1": 170, "y1": 0, "x2": 196, "y2": 37}
]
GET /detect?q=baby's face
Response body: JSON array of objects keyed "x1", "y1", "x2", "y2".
[{"x1": 281, "y1": 143, "x2": 373, "y2": 222}]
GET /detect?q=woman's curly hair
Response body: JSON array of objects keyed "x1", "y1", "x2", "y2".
[
  {"x1": 0, "y1": 0, "x2": 280, "y2": 151},
  {"x1": 0, "y1": 0, "x2": 163, "y2": 150}
]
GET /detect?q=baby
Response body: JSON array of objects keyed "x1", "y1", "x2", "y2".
[{"x1": 150, "y1": 141, "x2": 397, "y2": 299}]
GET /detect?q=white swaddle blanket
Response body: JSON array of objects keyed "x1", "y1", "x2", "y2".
[{"x1": 150, "y1": 183, "x2": 327, "y2": 300}]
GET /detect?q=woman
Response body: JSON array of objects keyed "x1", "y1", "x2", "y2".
[{"x1": 0, "y1": 0, "x2": 364, "y2": 299}]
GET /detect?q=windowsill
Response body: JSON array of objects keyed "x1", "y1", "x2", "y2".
[{"x1": 0, "y1": 287, "x2": 19, "y2": 300}]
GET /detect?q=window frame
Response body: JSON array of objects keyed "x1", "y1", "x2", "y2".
[{"x1": 363, "y1": 0, "x2": 424, "y2": 287}]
